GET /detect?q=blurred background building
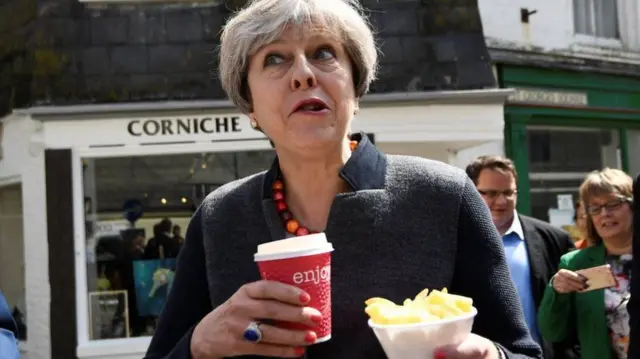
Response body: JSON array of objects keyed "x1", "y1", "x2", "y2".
[
  {"x1": 0, "y1": 0, "x2": 638, "y2": 358},
  {"x1": 478, "y1": 0, "x2": 640, "y2": 221}
]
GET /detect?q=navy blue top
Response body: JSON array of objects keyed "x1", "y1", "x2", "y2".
[{"x1": 145, "y1": 133, "x2": 542, "y2": 359}]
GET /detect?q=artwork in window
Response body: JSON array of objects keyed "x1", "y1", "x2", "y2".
[{"x1": 88, "y1": 290, "x2": 130, "y2": 340}]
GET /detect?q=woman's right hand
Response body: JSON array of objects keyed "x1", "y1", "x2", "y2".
[
  {"x1": 552, "y1": 269, "x2": 589, "y2": 294},
  {"x1": 190, "y1": 280, "x2": 322, "y2": 358}
]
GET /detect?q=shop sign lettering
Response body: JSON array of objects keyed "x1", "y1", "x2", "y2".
[
  {"x1": 508, "y1": 88, "x2": 588, "y2": 106},
  {"x1": 93, "y1": 220, "x2": 130, "y2": 237},
  {"x1": 127, "y1": 116, "x2": 242, "y2": 137},
  {"x1": 292, "y1": 265, "x2": 331, "y2": 285}
]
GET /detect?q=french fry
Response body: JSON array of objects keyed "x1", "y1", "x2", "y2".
[
  {"x1": 365, "y1": 297, "x2": 396, "y2": 307},
  {"x1": 364, "y1": 287, "x2": 474, "y2": 325},
  {"x1": 414, "y1": 288, "x2": 430, "y2": 301}
]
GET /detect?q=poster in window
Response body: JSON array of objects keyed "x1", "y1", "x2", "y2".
[
  {"x1": 88, "y1": 290, "x2": 130, "y2": 340},
  {"x1": 133, "y1": 258, "x2": 177, "y2": 317}
]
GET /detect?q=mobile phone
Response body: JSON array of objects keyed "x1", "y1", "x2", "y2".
[{"x1": 575, "y1": 264, "x2": 617, "y2": 292}]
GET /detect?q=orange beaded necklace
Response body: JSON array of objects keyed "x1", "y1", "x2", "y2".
[{"x1": 272, "y1": 140, "x2": 358, "y2": 236}]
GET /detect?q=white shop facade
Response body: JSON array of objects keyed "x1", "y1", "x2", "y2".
[{"x1": 1, "y1": 89, "x2": 510, "y2": 359}]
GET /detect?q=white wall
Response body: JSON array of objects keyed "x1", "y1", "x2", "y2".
[
  {"x1": 478, "y1": 0, "x2": 640, "y2": 61},
  {"x1": 376, "y1": 142, "x2": 450, "y2": 163},
  {"x1": 479, "y1": 0, "x2": 573, "y2": 51},
  {"x1": 376, "y1": 140, "x2": 505, "y2": 170},
  {"x1": 449, "y1": 141, "x2": 505, "y2": 169},
  {"x1": 0, "y1": 114, "x2": 49, "y2": 359}
]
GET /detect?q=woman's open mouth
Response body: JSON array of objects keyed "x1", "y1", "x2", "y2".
[
  {"x1": 292, "y1": 99, "x2": 329, "y2": 114},
  {"x1": 601, "y1": 221, "x2": 619, "y2": 229}
]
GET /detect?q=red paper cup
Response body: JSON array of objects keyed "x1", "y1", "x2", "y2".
[{"x1": 254, "y1": 234, "x2": 334, "y2": 343}]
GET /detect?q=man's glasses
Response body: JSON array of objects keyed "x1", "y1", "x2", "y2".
[
  {"x1": 477, "y1": 189, "x2": 518, "y2": 200},
  {"x1": 586, "y1": 197, "x2": 631, "y2": 216}
]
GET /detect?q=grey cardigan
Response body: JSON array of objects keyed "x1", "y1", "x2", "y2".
[{"x1": 145, "y1": 133, "x2": 543, "y2": 359}]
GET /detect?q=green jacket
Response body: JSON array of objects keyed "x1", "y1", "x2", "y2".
[{"x1": 537, "y1": 244, "x2": 613, "y2": 359}]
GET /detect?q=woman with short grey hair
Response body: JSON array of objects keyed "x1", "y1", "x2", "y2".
[{"x1": 145, "y1": 0, "x2": 542, "y2": 358}]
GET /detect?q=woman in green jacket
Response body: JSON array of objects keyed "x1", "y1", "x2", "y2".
[{"x1": 538, "y1": 168, "x2": 634, "y2": 359}]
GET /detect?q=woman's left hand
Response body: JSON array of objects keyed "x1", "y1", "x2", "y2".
[{"x1": 434, "y1": 334, "x2": 501, "y2": 359}]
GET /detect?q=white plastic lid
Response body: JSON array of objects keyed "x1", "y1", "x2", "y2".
[{"x1": 254, "y1": 233, "x2": 333, "y2": 261}]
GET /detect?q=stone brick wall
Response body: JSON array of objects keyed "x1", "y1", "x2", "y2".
[
  {"x1": 366, "y1": 0, "x2": 494, "y2": 93},
  {"x1": 29, "y1": 0, "x2": 230, "y2": 108},
  {"x1": 0, "y1": 0, "x2": 495, "y2": 116},
  {"x1": 0, "y1": 0, "x2": 37, "y2": 115}
]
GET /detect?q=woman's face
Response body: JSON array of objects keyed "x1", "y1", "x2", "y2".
[
  {"x1": 246, "y1": 25, "x2": 357, "y2": 157},
  {"x1": 586, "y1": 193, "x2": 633, "y2": 242}
]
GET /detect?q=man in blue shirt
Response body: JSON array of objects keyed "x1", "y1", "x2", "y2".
[
  {"x1": 466, "y1": 155, "x2": 577, "y2": 359},
  {"x1": 0, "y1": 291, "x2": 20, "y2": 359}
]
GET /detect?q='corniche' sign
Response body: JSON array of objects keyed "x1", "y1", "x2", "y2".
[{"x1": 127, "y1": 116, "x2": 242, "y2": 137}]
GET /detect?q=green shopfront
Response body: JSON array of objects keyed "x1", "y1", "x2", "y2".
[{"x1": 499, "y1": 65, "x2": 640, "y2": 222}]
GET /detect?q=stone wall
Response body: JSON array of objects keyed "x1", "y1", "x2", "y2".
[
  {"x1": 0, "y1": 0, "x2": 37, "y2": 115},
  {"x1": 0, "y1": 0, "x2": 495, "y2": 116}
]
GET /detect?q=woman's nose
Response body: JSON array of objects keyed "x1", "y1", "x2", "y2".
[{"x1": 290, "y1": 56, "x2": 317, "y2": 91}]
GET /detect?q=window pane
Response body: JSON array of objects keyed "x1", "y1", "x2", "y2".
[
  {"x1": 530, "y1": 178, "x2": 582, "y2": 223},
  {"x1": 0, "y1": 184, "x2": 27, "y2": 340},
  {"x1": 574, "y1": 0, "x2": 594, "y2": 35},
  {"x1": 527, "y1": 127, "x2": 619, "y2": 172},
  {"x1": 594, "y1": 0, "x2": 619, "y2": 38},
  {"x1": 82, "y1": 150, "x2": 274, "y2": 340},
  {"x1": 526, "y1": 127, "x2": 621, "y2": 222}
]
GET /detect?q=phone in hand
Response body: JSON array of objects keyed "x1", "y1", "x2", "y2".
[{"x1": 575, "y1": 264, "x2": 617, "y2": 292}]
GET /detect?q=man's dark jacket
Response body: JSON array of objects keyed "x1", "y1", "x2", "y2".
[
  {"x1": 629, "y1": 174, "x2": 640, "y2": 359},
  {"x1": 518, "y1": 215, "x2": 579, "y2": 359}
]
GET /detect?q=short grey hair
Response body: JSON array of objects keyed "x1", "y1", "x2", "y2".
[{"x1": 219, "y1": 0, "x2": 379, "y2": 114}]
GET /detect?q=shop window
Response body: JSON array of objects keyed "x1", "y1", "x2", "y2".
[
  {"x1": 528, "y1": 132, "x2": 551, "y2": 164},
  {"x1": 0, "y1": 184, "x2": 27, "y2": 340},
  {"x1": 525, "y1": 127, "x2": 621, "y2": 222},
  {"x1": 527, "y1": 128, "x2": 616, "y2": 173},
  {"x1": 573, "y1": 0, "x2": 620, "y2": 39},
  {"x1": 82, "y1": 150, "x2": 274, "y2": 340}
]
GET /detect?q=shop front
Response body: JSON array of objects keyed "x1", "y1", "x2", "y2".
[
  {"x1": 499, "y1": 65, "x2": 640, "y2": 223},
  {"x1": 4, "y1": 89, "x2": 510, "y2": 359}
]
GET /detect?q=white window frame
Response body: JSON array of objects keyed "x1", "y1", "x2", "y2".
[
  {"x1": 72, "y1": 139, "x2": 272, "y2": 358},
  {"x1": 573, "y1": 33, "x2": 623, "y2": 49},
  {"x1": 572, "y1": 0, "x2": 623, "y2": 49}
]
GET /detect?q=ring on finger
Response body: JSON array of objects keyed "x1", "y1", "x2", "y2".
[{"x1": 243, "y1": 321, "x2": 263, "y2": 343}]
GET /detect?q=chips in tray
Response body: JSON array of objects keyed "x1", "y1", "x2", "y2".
[{"x1": 364, "y1": 288, "x2": 474, "y2": 325}]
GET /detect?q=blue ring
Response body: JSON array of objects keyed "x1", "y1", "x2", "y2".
[{"x1": 243, "y1": 321, "x2": 263, "y2": 343}]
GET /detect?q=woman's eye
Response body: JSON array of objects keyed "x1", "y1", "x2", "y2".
[
  {"x1": 264, "y1": 54, "x2": 284, "y2": 66},
  {"x1": 315, "y1": 47, "x2": 336, "y2": 60}
]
